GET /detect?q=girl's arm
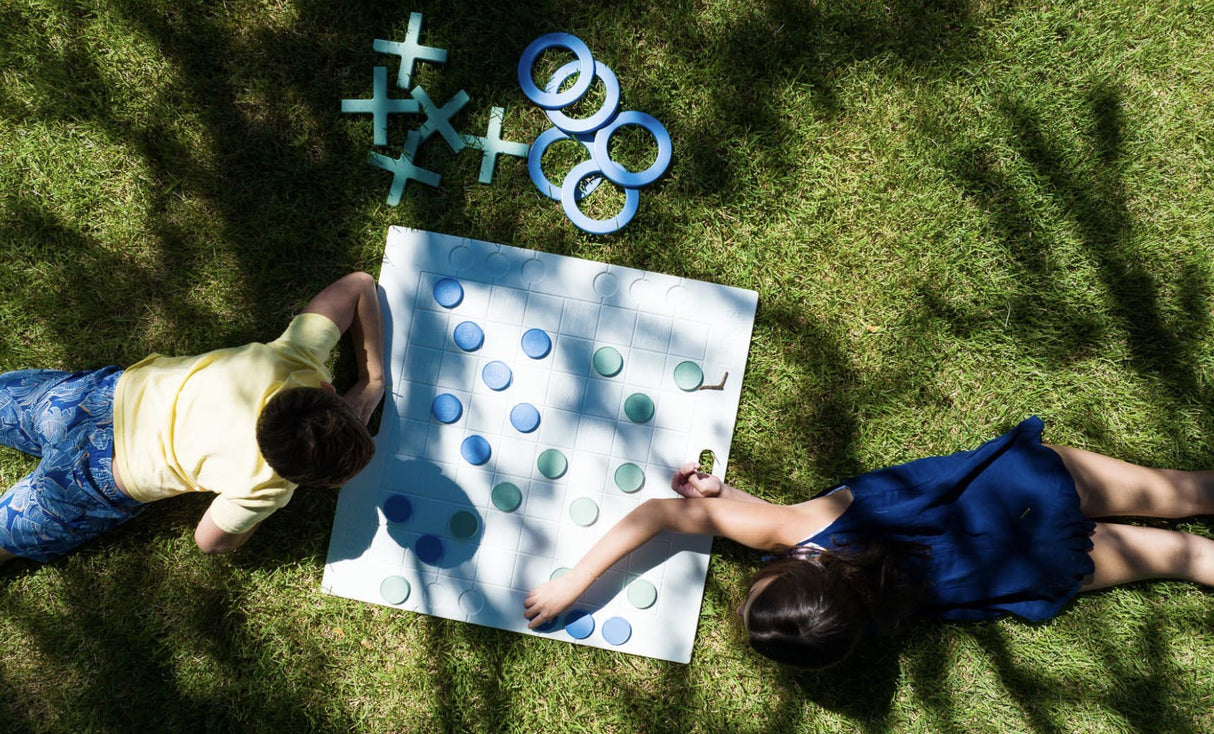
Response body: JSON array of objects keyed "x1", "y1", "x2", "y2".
[
  {"x1": 523, "y1": 496, "x2": 799, "y2": 628},
  {"x1": 301, "y1": 272, "x2": 385, "y2": 424}
]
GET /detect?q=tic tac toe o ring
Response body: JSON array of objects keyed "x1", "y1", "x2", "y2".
[
  {"x1": 624, "y1": 392, "x2": 655, "y2": 423},
  {"x1": 433, "y1": 277, "x2": 464, "y2": 308},
  {"x1": 491, "y1": 482, "x2": 523, "y2": 512},
  {"x1": 592, "y1": 111, "x2": 673, "y2": 188},
  {"x1": 518, "y1": 33, "x2": 596, "y2": 109},
  {"x1": 569, "y1": 497, "x2": 599, "y2": 526},
  {"x1": 461, "y1": 435, "x2": 492, "y2": 465},
  {"x1": 560, "y1": 159, "x2": 640, "y2": 236},
  {"x1": 544, "y1": 60, "x2": 620, "y2": 134},
  {"x1": 602, "y1": 617, "x2": 632, "y2": 646},
  {"x1": 527, "y1": 126, "x2": 601, "y2": 201},
  {"x1": 449, "y1": 510, "x2": 479, "y2": 539},
  {"x1": 382, "y1": 494, "x2": 413, "y2": 523},
  {"x1": 453, "y1": 321, "x2": 484, "y2": 351},
  {"x1": 614, "y1": 463, "x2": 645, "y2": 493},
  {"x1": 380, "y1": 576, "x2": 411, "y2": 605},
  {"x1": 482, "y1": 361, "x2": 513, "y2": 391},
  {"x1": 592, "y1": 346, "x2": 624, "y2": 377},
  {"x1": 563, "y1": 609, "x2": 595, "y2": 639},
  {"x1": 415, "y1": 534, "x2": 444, "y2": 564},
  {"x1": 431, "y1": 393, "x2": 463, "y2": 423},
  {"x1": 510, "y1": 403, "x2": 541, "y2": 433},
  {"x1": 537, "y1": 449, "x2": 568, "y2": 479},
  {"x1": 521, "y1": 328, "x2": 552, "y2": 359},
  {"x1": 627, "y1": 578, "x2": 657, "y2": 609},
  {"x1": 673, "y1": 361, "x2": 704, "y2": 391}
]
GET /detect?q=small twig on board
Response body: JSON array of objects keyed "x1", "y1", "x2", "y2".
[{"x1": 699, "y1": 372, "x2": 728, "y2": 391}]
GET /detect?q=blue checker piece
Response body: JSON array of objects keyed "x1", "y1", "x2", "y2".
[
  {"x1": 534, "y1": 617, "x2": 559, "y2": 634},
  {"x1": 563, "y1": 609, "x2": 595, "y2": 640},
  {"x1": 521, "y1": 328, "x2": 552, "y2": 359},
  {"x1": 461, "y1": 435, "x2": 492, "y2": 465},
  {"x1": 382, "y1": 494, "x2": 413, "y2": 523},
  {"x1": 415, "y1": 534, "x2": 444, "y2": 564},
  {"x1": 433, "y1": 277, "x2": 464, "y2": 308},
  {"x1": 602, "y1": 616, "x2": 632, "y2": 646},
  {"x1": 431, "y1": 393, "x2": 463, "y2": 424},
  {"x1": 482, "y1": 360, "x2": 513, "y2": 391},
  {"x1": 453, "y1": 321, "x2": 484, "y2": 351},
  {"x1": 510, "y1": 403, "x2": 541, "y2": 433}
]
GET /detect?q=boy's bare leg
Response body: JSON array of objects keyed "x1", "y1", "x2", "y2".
[
  {"x1": 1047, "y1": 445, "x2": 1214, "y2": 519},
  {"x1": 0, "y1": 548, "x2": 14, "y2": 567},
  {"x1": 1082, "y1": 522, "x2": 1214, "y2": 590}
]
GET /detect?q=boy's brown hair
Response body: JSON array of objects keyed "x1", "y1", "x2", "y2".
[{"x1": 256, "y1": 386, "x2": 375, "y2": 486}]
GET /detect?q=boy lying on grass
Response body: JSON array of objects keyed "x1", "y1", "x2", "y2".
[{"x1": 0, "y1": 272, "x2": 384, "y2": 565}]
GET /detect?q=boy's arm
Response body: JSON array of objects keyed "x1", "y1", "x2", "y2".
[
  {"x1": 523, "y1": 496, "x2": 794, "y2": 628},
  {"x1": 301, "y1": 272, "x2": 385, "y2": 424},
  {"x1": 194, "y1": 507, "x2": 261, "y2": 554}
]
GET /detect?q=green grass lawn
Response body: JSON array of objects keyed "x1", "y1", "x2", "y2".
[{"x1": 2, "y1": 0, "x2": 1212, "y2": 731}]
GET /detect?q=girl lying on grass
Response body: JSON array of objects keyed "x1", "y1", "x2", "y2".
[{"x1": 523, "y1": 417, "x2": 1214, "y2": 668}]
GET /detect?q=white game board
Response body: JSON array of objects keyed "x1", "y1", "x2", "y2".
[{"x1": 322, "y1": 227, "x2": 757, "y2": 663}]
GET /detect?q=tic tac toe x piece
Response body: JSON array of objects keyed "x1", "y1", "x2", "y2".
[
  {"x1": 341, "y1": 66, "x2": 421, "y2": 146},
  {"x1": 411, "y1": 85, "x2": 470, "y2": 153},
  {"x1": 464, "y1": 107, "x2": 531, "y2": 184},
  {"x1": 517, "y1": 33, "x2": 596, "y2": 109},
  {"x1": 527, "y1": 126, "x2": 601, "y2": 201},
  {"x1": 544, "y1": 60, "x2": 620, "y2": 135},
  {"x1": 592, "y1": 110, "x2": 673, "y2": 188},
  {"x1": 372, "y1": 12, "x2": 448, "y2": 89},
  {"x1": 368, "y1": 131, "x2": 440, "y2": 205},
  {"x1": 560, "y1": 159, "x2": 640, "y2": 235}
]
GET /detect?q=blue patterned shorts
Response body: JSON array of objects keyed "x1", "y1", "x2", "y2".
[{"x1": 0, "y1": 367, "x2": 143, "y2": 562}]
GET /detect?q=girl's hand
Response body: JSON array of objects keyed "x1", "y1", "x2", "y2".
[
  {"x1": 671, "y1": 462, "x2": 724, "y2": 498},
  {"x1": 342, "y1": 378, "x2": 384, "y2": 425},
  {"x1": 524, "y1": 569, "x2": 592, "y2": 629}
]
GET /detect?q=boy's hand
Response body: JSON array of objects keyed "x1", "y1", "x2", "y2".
[
  {"x1": 342, "y1": 378, "x2": 384, "y2": 425},
  {"x1": 671, "y1": 462, "x2": 723, "y2": 498},
  {"x1": 524, "y1": 569, "x2": 592, "y2": 629}
]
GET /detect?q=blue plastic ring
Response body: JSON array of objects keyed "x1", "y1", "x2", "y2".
[
  {"x1": 527, "y1": 126, "x2": 602, "y2": 201},
  {"x1": 517, "y1": 33, "x2": 595, "y2": 109},
  {"x1": 544, "y1": 60, "x2": 620, "y2": 135},
  {"x1": 560, "y1": 159, "x2": 640, "y2": 235},
  {"x1": 592, "y1": 110, "x2": 673, "y2": 188}
]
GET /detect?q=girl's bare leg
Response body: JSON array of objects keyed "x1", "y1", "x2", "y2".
[
  {"x1": 0, "y1": 548, "x2": 13, "y2": 567},
  {"x1": 1082, "y1": 522, "x2": 1214, "y2": 590},
  {"x1": 1047, "y1": 445, "x2": 1214, "y2": 518}
]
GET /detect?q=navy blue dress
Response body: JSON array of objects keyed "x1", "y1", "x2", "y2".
[{"x1": 801, "y1": 417, "x2": 1095, "y2": 622}]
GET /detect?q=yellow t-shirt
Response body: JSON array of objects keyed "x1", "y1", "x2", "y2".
[{"x1": 112, "y1": 313, "x2": 342, "y2": 534}]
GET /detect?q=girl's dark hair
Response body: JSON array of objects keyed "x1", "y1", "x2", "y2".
[
  {"x1": 744, "y1": 540, "x2": 925, "y2": 669},
  {"x1": 256, "y1": 386, "x2": 375, "y2": 487}
]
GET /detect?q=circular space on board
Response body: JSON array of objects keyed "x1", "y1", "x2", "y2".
[
  {"x1": 536, "y1": 449, "x2": 568, "y2": 479},
  {"x1": 521, "y1": 328, "x2": 552, "y2": 359},
  {"x1": 380, "y1": 576, "x2": 411, "y2": 605},
  {"x1": 568, "y1": 497, "x2": 599, "y2": 526},
  {"x1": 491, "y1": 482, "x2": 523, "y2": 512},
  {"x1": 592, "y1": 346, "x2": 624, "y2": 377},
  {"x1": 433, "y1": 278, "x2": 464, "y2": 308},
  {"x1": 614, "y1": 463, "x2": 645, "y2": 493}
]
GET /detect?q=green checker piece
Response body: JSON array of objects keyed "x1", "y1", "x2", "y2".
[
  {"x1": 626, "y1": 578, "x2": 657, "y2": 609},
  {"x1": 537, "y1": 449, "x2": 568, "y2": 479},
  {"x1": 673, "y1": 361, "x2": 704, "y2": 391},
  {"x1": 380, "y1": 575, "x2": 411, "y2": 605},
  {"x1": 491, "y1": 482, "x2": 523, "y2": 512},
  {"x1": 614, "y1": 463, "x2": 645, "y2": 493},
  {"x1": 550, "y1": 567, "x2": 571, "y2": 580},
  {"x1": 569, "y1": 497, "x2": 599, "y2": 526},
  {"x1": 592, "y1": 346, "x2": 624, "y2": 377},
  {"x1": 449, "y1": 510, "x2": 479, "y2": 539},
  {"x1": 624, "y1": 393, "x2": 655, "y2": 423}
]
